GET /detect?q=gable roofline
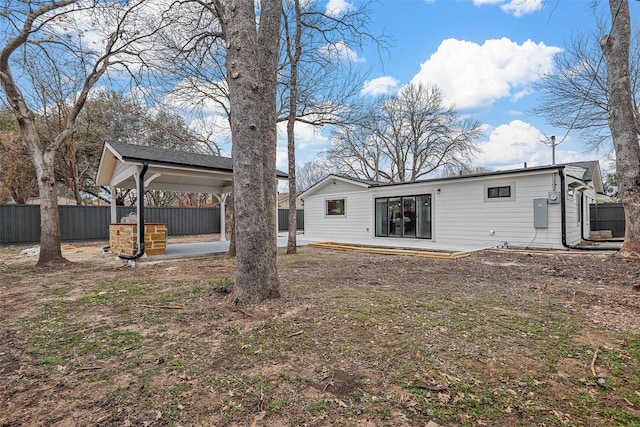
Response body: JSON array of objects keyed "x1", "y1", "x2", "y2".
[
  {"x1": 300, "y1": 174, "x2": 374, "y2": 199},
  {"x1": 563, "y1": 161, "x2": 604, "y2": 194},
  {"x1": 99, "y1": 141, "x2": 288, "y2": 179}
]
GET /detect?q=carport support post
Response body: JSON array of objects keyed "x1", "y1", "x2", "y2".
[
  {"x1": 214, "y1": 193, "x2": 229, "y2": 242},
  {"x1": 110, "y1": 187, "x2": 117, "y2": 223}
]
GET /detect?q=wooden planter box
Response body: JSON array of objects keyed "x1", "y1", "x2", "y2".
[{"x1": 109, "y1": 223, "x2": 167, "y2": 256}]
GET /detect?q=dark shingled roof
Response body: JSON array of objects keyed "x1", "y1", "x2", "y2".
[
  {"x1": 106, "y1": 141, "x2": 288, "y2": 178},
  {"x1": 565, "y1": 160, "x2": 599, "y2": 182},
  {"x1": 320, "y1": 161, "x2": 601, "y2": 189},
  {"x1": 332, "y1": 174, "x2": 383, "y2": 187}
]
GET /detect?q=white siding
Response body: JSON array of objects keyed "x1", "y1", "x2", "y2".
[
  {"x1": 564, "y1": 177, "x2": 594, "y2": 246},
  {"x1": 581, "y1": 188, "x2": 597, "y2": 240},
  {"x1": 303, "y1": 169, "x2": 594, "y2": 250},
  {"x1": 303, "y1": 186, "x2": 373, "y2": 242},
  {"x1": 369, "y1": 172, "x2": 564, "y2": 249}
]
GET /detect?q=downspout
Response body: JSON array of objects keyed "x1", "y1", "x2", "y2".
[
  {"x1": 120, "y1": 161, "x2": 149, "y2": 260},
  {"x1": 559, "y1": 169, "x2": 619, "y2": 251}
]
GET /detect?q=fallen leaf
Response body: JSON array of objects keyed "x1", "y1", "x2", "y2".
[
  {"x1": 437, "y1": 392, "x2": 450, "y2": 403},
  {"x1": 249, "y1": 411, "x2": 267, "y2": 427},
  {"x1": 334, "y1": 398, "x2": 348, "y2": 408}
]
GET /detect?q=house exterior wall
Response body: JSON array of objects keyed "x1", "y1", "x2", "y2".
[
  {"x1": 564, "y1": 185, "x2": 580, "y2": 245},
  {"x1": 302, "y1": 169, "x2": 588, "y2": 250},
  {"x1": 563, "y1": 175, "x2": 598, "y2": 246},
  {"x1": 371, "y1": 171, "x2": 564, "y2": 249},
  {"x1": 303, "y1": 184, "x2": 373, "y2": 242}
]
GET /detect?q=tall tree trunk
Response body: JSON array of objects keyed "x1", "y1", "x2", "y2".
[
  {"x1": 601, "y1": 0, "x2": 640, "y2": 256},
  {"x1": 259, "y1": 0, "x2": 282, "y2": 297},
  {"x1": 34, "y1": 146, "x2": 66, "y2": 265},
  {"x1": 227, "y1": 194, "x2": 236, "y2": 257},
  {"x1": 226, "y1": 0, "x2": 282, "y2": 304},
  {"x1": 286, "y1": 0, "x2": 302, "y2": 255}
]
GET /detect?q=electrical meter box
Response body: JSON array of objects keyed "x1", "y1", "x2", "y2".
[{"x1": 533, "y1": 198, "x2": 548, "y2": 228}]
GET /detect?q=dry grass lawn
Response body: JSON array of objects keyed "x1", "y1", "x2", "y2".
[{"x1": 1, "y1": 239, "x2": 640, "y2": 426}]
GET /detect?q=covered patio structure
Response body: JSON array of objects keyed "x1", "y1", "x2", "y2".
[{"x1": 96, "y1": 141, "x2": 287, "y2": 258}]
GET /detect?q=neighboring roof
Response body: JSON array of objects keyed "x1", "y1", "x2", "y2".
[
  {"x1": 302, "y1": 160, "x2": 605, "y2": 197},
  {"x1": 277, "y1": 192, "x2": 303, "y2": 202}
]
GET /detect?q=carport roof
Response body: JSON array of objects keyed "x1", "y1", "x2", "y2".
[{"x1": 96, "y1": 141, "x2": 287, "y2": 194}]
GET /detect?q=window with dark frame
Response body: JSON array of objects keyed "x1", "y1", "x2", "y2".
[
  {"x1": 326, "y1": 199, "x2": 345, "y2": 216},
  {"x1": 487, "y1": 185, "x2": 511, "y2": 199}
]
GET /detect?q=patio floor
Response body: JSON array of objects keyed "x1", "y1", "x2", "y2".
[
  {"x1": 143, "y1": 234, "x2": 621, "y2": 261},
  {"x1": 144, "y1": 233, "x2": 319, "y2": 260}
]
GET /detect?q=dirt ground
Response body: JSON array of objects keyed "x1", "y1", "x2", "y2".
[{"x1": 1, "y1": 236, "x2": 640, "y2": 426}]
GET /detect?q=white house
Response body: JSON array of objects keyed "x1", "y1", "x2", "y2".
[{"x1": 301, "y1": 161, "x2": 606, "y2": 251}]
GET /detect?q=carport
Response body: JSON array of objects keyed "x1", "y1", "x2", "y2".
[{"x1": 96, "y1": 141, "x2": 287, "y2": 258}]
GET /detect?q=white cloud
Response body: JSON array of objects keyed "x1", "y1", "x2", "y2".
[
  {"x1": 362, "y1": 76, "x2": 400, "y2": 96},
  {"x1": 476, "y1": 119, "x2": 548, "y2": 167},
  {"x1": 189, "y1": 115, "x2": 232, "y2": 151},
  {"x1": 473, "y1": 0, "x2": 543, "y2": 16},
  {"x1": 276, "y1": 144, "x2": 288, "y2": 170},
  {"x1": 411, "y1": 37, "x2": 561, "y2": 111},
  {"x1": 500, "y1": 0, "x2": 543, "y2": 17},
  {"x1": 275, "y1": 122, "x2": 332, "y2": 170},
  {"x1": 293, "y1": 122, "x2": 332, "y2": 153},
  {"x1": 319, "y1": 40, "x2": 365, "y2": 63},
  {"x1": 475, "y1": 120, "x2": 598, "y2": 170},
  {"x1": 325, "y1": 0, "x2": 355, "y2": 17}
]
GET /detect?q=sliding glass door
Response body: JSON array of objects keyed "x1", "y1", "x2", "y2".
[
  {"x1": 416, "y1": 195, "x2": 432, "y2": 239},
  {"x1": 375, "y1": 194, "x2": 431, "y2": 239}
]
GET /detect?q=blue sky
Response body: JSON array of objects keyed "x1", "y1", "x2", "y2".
[{"x1": 280, "y1": 0, "x2": 639, "y2": 175}]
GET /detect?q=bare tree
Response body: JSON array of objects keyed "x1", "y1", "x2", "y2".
[
  {"x1": 0, "y1": 0, "x2": 167, "y2": 265},
  {"x1": 328, "y1": 82, "x2": 482, "y2": 183},
  {"x1": 213, "y1": 0, "x2": 282, "y2": 304},
  {"x1": 297, "y1": 159, "x2": 333, "y2": 191},
  {"x1": 283, "y1": 0, "x2": 303, "y2": 255},
  {"x1": 279, "y1": 0, "x2": 381, "y2": 254},
  {"x1": 534, "y1": 28, "x2": 640, "y2": 151},
  {"x1": 0, "y1": 109, "x2": 37, "y2": 203},
  {"x1": 600, "y1": 0, "x2": 640, "y2": 256},
  {"x1": 441, "y1": 164, "x2": 494, "y2": 177},
  {"x1": 327, "y1": 119, "x2": 385, "y2": 180}
]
